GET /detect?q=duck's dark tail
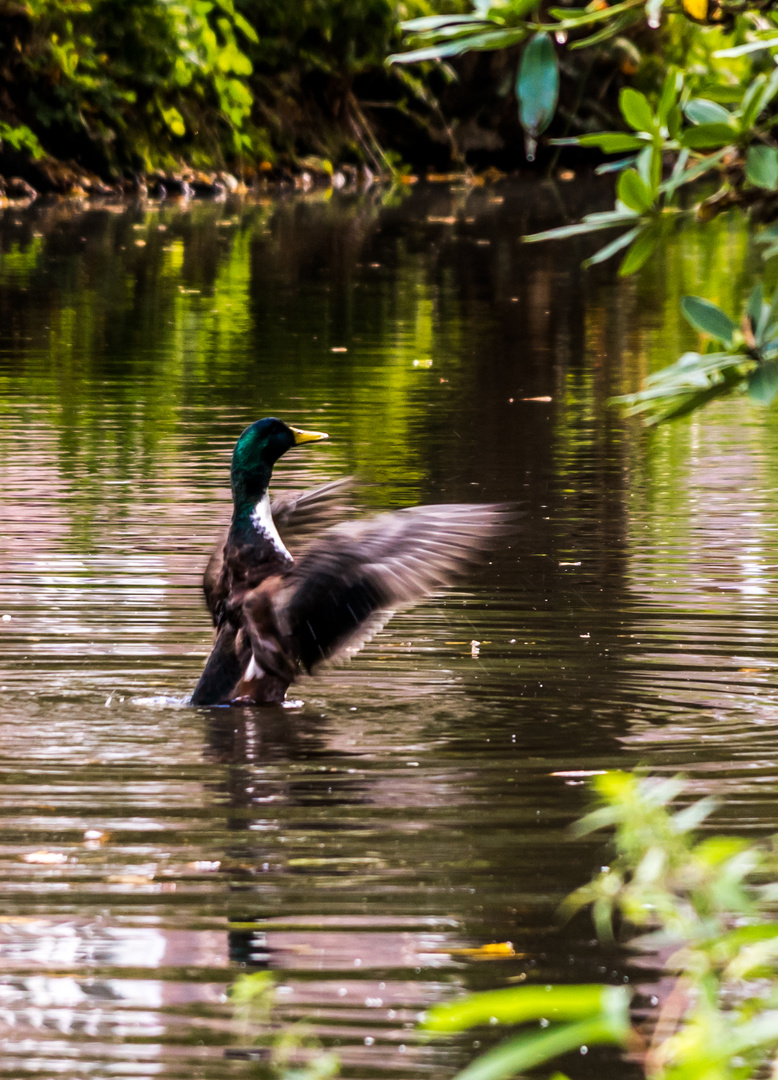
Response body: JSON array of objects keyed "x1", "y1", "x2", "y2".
[{"x1": 191, "y1": 624, "x2": 250, "y2": 706}]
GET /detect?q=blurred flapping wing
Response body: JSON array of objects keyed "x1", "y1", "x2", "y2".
[
  {"x1": 273, "y1": 503, "x2": 516, "y2": 671},
  {"x1": 271, "y1": 477, "x2": 357, "y2": 551}
]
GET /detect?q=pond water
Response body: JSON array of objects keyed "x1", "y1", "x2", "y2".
[{"x1": 0, "y1": 179, "x2": 777, "y2": 1079}]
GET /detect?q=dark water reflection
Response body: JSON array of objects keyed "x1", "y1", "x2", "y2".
[{"x1": 0, "y1": 181, "x2": 775, "y2": 1077}]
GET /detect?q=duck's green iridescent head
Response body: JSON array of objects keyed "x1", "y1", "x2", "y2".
[{"x1": 231, "y1": 417, "x2": 328, "y2": 509}]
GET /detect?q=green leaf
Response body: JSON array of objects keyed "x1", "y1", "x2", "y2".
[
  {"x1": 619, "y1": 87, "x2": 655, "y2": 132},
  {"x1": 595, "y1": 155, "x2": 638, "y2": 175},
  {"x1": 740, "y1": 73, "x2": 771, "y2": 130},
  {"x1": 752, "y1": 66, "x2": 778, "y2": 119},
  {"x1": 517, "y1": 33, "x2": 559, "y2": 139},
  {"x1": 568, "y1": 14, "x2": 634, "y2": 50},
  {"x1": 574, "y1": 132, "x2": 646, "y2": 152},
  {"x1": 407, "y1": 22, "x2": 503, "y2": 43},
  {"x1": 400, "y1": 14, "x2": 492, "y2": 31},
  {"x1": 454, "y1": 1013, "x2": 631, "y2": 1080},
  {"x1": 714, "y1": 36, "x2": 778, "y2": 58},
  {"x1": 748, "y1": 360, "x2": 778, "y2": 404},
  {"x1": 667, "y1": 104, "x2": 682, "y2": 140},
  {"x1": 548, "y1": 0, "x2": 644, "y2": 27},
  {"x1": 746, "y1": 145, "x2": 778, "y2": 191},
  {"x1": 424, "y1": 984, "x2": 629, "y2": 1033},
  {"x1": 635, "y1": 144, "x2": 661, "y2": 198},
  {"x1": 671, "y1": 795, "x2": 718, "y2": 832},
  {"x1": 662, "y1": 147, "x2": 689, "y2": 195},
  {"x1": 583, "y1": 210, "x2": 640, "y2": 223},
  {"x1": 681, "y1": 295, "x2": 736, "y2": 343},
  {"x1": 618, "y1": 228, "x2": 658, "y2": 276},
  {"x1": 764, "y1": 282, "x2": 778, "y2": 336},
  {"x1": 388, "y1": 28, "x2": 523, "y2": 63},
  {"x1": 680, "y1": 124, "x2": 736, "y2": 150},
  {"x1": 523, "y1": 213, "x2": 637, "y2": 243},
  {"x1": 617, "y1": 169, "x2": 653, "y2": 212},
  {"x1": 657, "y1": 67, "x2": 680, "y2": 124},
  {"x1": 661, "y1": 147, "x2": 728, "y2": 194},
  {"x1": 748, "y1": 282, "x2": 765, "y2": 336},
  {"x1": 161, "y1": 106, "x2": 186, "y2": 137},
  {"x1": 232, "y1": 11, "x2": 259, "y2": 43},
  {"x1": 684, "y1": 97, "x2": 731, "y2": 125},
  {"x1": 583, "y1": 227, "x2": 641, "y2": 268}
]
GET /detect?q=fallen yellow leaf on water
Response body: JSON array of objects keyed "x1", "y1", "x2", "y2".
[
  {"x1": 22, "y1": 851, "x2": 68, "y2": 865},
  {"x1": 449, "y1": 941, "x2": 516, "y2": 959}
]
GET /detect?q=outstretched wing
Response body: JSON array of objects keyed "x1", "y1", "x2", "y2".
[
  {"x1": 271, "y1": 477, "x2": 357, "y2": 550},
  {"x1": 272, "y1": 503, "x2": 516, "y2": 672},
  {"x1": 202, "y1": 477, "x2": 356, "y2": 624}
]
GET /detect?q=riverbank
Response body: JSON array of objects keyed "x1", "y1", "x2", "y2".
[{"x1": 0, "y1": 153, "x2": 533, "y2": 206}]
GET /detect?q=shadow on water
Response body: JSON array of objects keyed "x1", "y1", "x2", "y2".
[{"x1": 0, "y1": 179, "x2": 775, "y2": 1076}]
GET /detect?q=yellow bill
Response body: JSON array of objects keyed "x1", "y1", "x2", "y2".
[{"x1": 290, "y1": 426, "x2": 328, "y2": 445}]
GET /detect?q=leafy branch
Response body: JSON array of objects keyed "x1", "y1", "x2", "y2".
[
  {"x1": 423, "y1": 772, "x2": 778, "y2": 1080},
  {"x1": 615, "y1": 287, "x2": 778, "y2": 422}
]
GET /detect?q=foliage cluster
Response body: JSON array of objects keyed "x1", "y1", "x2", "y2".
[
  {"x1": 613, "y1": 286, "x2": 778, "y2": 421},
  {"x1": 426, "y1": 772, "x2": 778, "y2": 1080},
  {"x1": 391, "y1": 2, "x2": 778, "y2": 421},
  {"x1": 231, "y1": 969, "x2": 340, "y2": 1080},
  {"x1": 0, "y1": 0, "x2": 259, "y2": 173},
  {"x1": 0, "y1": 0, "x2": 449, "y2": 178}
]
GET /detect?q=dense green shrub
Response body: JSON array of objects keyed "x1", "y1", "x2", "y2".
[
  {"x1": 0, "y1": 0, "x2": 448, "y2": 177},
  {"x1": 0, "y1": 0, "x2": 257, "y2": 174}
]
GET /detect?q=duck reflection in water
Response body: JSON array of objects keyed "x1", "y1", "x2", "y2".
[{"x1": 192, "y1": 417, "x2": 513, "y2": 707}]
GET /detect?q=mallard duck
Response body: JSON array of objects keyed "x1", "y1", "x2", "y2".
[{"x1": 192, "y1": 417, "x2": 510, "y2": 706}]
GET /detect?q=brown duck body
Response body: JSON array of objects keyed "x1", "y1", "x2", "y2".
[
  {"x1": 193, "y1": 480, "x2": 353, "y2": 705},
  {"x1": 191, "y1": 418, "x2": 513, "y2": 707}
]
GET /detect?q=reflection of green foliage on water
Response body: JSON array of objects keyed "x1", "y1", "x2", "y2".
[
  {"x1": 0, "y1": 194, "x2": 477, "y2": 548},
  {"x1": 231, "y1": 971, "x2": 340, "y2": 1080},
  {"x1": 617, "y1": 284, "x2": 778, "y2": 423},
  {"x1": 0, "y1": 237, "x2": 44, "y2": 280}
]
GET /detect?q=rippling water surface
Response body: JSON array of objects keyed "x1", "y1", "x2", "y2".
[{"x1": 0, "y1": 181, "x2": 776, "y2": 1078}]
